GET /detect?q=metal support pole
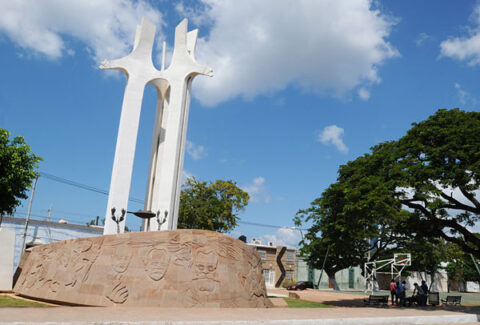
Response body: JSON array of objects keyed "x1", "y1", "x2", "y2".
[
  {"x1": 316, "y1": 245, "x2": 330, "y2": 289},
  {"x1": 470, "y1": 254, "x2": 480, "y2": 282},
  {"x1": 20, "y1": 175, "x2": 38, "y2": 256}
]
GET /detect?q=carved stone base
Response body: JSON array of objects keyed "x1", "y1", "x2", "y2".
[{"x1": 13, "y1": 230, "x2": 270, "y2": 307}]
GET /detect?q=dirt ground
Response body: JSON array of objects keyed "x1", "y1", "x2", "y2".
[{"x1": 268, "y1": 287, "x2": 368, "y2": 307}]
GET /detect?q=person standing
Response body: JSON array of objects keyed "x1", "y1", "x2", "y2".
[
  {"x1": 420, "y1": 280, "x2": 429, "y2": 306},
  {"x1": 399, "y1": 281, "x2": 406, "y2": 307},
  {"x1": 390, "y1": 279, "x2": 396, "y2": 305},
  {"x1": 395, "y1": 281, "x2": 400, "y2": 305}
]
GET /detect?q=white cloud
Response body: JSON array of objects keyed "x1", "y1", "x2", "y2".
[
  {"x1": 454, "y1": 82, "x2": 478, "y2": 107},
  {"x1": 0, "y1": 0, "x2": 163, "y2": 62},
  {"x1": 358, "y1": 87, "x2": 371, "y2": 100},
  {"x1": 190, "y1": 0, "x2": 398, "y2": 106},
  {"x1": 415, "y1": 32, "x2": 432, "y2": 47},
  {"x1": 182, "y1": 169, "x2": 194, "y2": 184},
  {"x1": 317, "y1": 125, "x2": 349, "y2": 154},
  {"x1": 440, "y1": 4, "x2": 480, "y2": 65},
  {"x1": 186, "y1": 140, "x2": 206, "y2": 160},
  {"x1": 242, "y1": 177, "x2": 271, "y2": 203},
  {"x1": 262, "y1": 228, "x2": 303, "y2": 249}
]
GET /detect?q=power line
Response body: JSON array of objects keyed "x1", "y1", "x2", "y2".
[
  {"x1": 239, "y1": 220, "x2": 306, "y2": 231},
  {"x1": 40, "y1": 171, "x2": 144, "y2": 204},
  {"x1": 37, "y1": 171, "x2": 304, "y2": 231}
]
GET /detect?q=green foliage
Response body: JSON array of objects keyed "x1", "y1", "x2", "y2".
[
  {"x1": 282, "y1": 278, "x2": 297, "y2": 288},
  {"x1": 295, "y1": 184, "x2": 374, "y2": 279},
  {"x1": 392, "y1": 109, "x2": 480, "y2": 256},
  {"x1": 0, "y1": 294, "x2": 48, "y2": 307},
  {"x1": 294, "y1": 159, "x2": 410, "y2": 279},
  {"x1": 0, "y1": 128, "x2": 41, "y2": 216},
  {"x1": 295, "y1": 109, "x2": 480, "y2": 277},
  {"x1": 444, "y1": 242, "x2": 479, "y2": 282},
  {"x1": 178, "y1": 177, "x2": 249, "y2": 233}
]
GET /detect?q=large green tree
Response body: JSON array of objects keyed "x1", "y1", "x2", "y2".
[
  {"x1": 392, "y1": 109, "x2": 480, "y2": 256},
  {"x1": 178, "y1": 177, "x2": 249, "y2": 232},
  {"x1": 0, "y1": 128, "x2": 41, "y2": 218},
  {"x1": 294, "y1": 180, "x2": 410, "y2": 290},
  {"x1": 309, "y1": 109, "x2": 480, "y2": 257},
  {"x1": 295, "y1": 109, "x2": 480, "y2": 287}
]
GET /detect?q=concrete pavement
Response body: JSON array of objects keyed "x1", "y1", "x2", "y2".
[
  {"x1": 1, "y1": 289, "x2": 479, "y2": 324},
  {"x1": 0, "y1": 306, "x2": 478, "y2": 324}
]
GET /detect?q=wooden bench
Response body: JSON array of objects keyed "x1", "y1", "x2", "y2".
[
  {"x1": 363, "y1": 295, "x2": 389, "y2": 306},
  {"x1": 441, "y1": 295, "x2": 461, "y2": 306}
]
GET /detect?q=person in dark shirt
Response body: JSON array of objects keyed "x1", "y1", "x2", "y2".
[
  {"x1": 420, "y1": 280, "x2": 429, "y2": 306},
  {"x1": 395, "y1": 281, "x2": 400, "y2": 305},
  {"x1": 410, "y1": 283, "x2": 425, "y2": 306},
  {"x1": 399, "y1": 281, "x2": 406, "y2": 306}
]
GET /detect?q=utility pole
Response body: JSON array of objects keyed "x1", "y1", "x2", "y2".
[
  {"x1": 20, "y1": 175, "x2": 38, "y2": 256},
  {"x1": 46, "y1": 205, "x2": 52, "y2": 221}
]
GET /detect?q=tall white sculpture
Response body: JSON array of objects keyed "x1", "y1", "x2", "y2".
[{"x1": 101, "y1": 18, "x2": 212, "y2": 235}]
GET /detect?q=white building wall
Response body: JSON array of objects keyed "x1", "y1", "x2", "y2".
[
  {"x1": 404, "y1": 270, "x2": 448, "y2": 292},
  {"x1": 297, "y1": 255, "x2": 451, "y2": 292},
  {"x1": 1, "y1": 217, "x2": 103, "y2": 268},
  {"x1": 466, "y1": 281, "x2": 480, "y2": 292},
  {"x1": 296, "y1": 255, "x2": 365, "y2": 290}
]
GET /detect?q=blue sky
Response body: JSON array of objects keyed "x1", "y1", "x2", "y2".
[{"x1": 1, "y1": 0, "x2": 480, "y2": 248}]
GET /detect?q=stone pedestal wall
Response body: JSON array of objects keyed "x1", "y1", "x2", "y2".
[{"x1": 13, "y1": 230, "x2": 270, "y2": 307}]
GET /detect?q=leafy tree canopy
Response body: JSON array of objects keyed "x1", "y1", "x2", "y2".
[
  {"x1": 178, "y1": 177, "x2": 249, "y2": 233},
  {"x1": 337, "y1": 109, "x2": 480, "y2": 256},
  {"x1": 294, "y1": 179, "x2": 411, "y2": 290},
  {"x1": 444, "y1": 241, "x2": 479, "y2": 283},
  {"x1": 295, "y1": 109, "x2": 480, "y2": 285},
  {"x1": 0, "y1": 128, "x2": 41, "y2": 216}
]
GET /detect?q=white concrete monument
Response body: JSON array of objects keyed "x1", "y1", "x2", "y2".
[
  {"x1": 101, "y1": 18, "x2": 212, "y2": 235},
  {"x1": 0, "y1": 228, "x2": 15, "y2": 290}
]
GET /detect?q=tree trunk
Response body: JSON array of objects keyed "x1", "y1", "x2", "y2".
[
  {"x1": 328, "y1": 274, "x2": 341, "y2": 291},
  {"x1": 430, "y1": 269, "x2": 436, "y2": 292}
]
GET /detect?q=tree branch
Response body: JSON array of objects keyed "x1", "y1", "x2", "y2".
[
  {"x1": 439, "y1": 191, "x2": 479, "y2": 214},
  {"x1": 438, "y1": 217, "x2": 480, "y2": 243},
  {"x1": 436, "y1": 230, "x2": 480, "y2": 257},
  {"x1": 400, "y1": 199, "x2": 433, "y2": 217},
  {"x1": 459, "y1": 187, "x2": 480, "y2": 210}
]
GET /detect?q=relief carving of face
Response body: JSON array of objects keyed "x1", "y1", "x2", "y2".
[
  {"x1": 194, "y1": 250, "x2": 218, "y2": 279},
  {"x1": 112, "y1": 245, "x2": 132, "y2": 274},
  {"x1": 145, "y1": 248, "x2": 170, "y2": 281}
]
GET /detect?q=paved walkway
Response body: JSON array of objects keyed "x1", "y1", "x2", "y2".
[
  {"x1": 0, "y1": 305, "x2": 478, "y2": 324},
  {"x1": 1, "y1": 290, "x2": 479, "y2": 324}
]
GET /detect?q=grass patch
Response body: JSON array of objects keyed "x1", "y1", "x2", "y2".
[
  {"x1": 283, "y1": 297, "x2": 334, "y2": 308},
  {"x1": 0, "y1": 295, "x2": 49, "y2": 307}
]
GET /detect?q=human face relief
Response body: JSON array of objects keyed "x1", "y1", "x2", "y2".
[
  {"x1": 112, "y1": 245, "x2": 132, "y2": 274},
  {"x1": 194, "y1": 250, "x2": 218, "y2": 280},
  {"x1": 146, "y1": 248, "x2": 170, "y2": 281}
]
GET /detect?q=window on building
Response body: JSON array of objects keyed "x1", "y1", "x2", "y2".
[
  {"x1": 286, "y1": 250, "x2": 295, "y2": 264},
  {"x1": 258, "y1": 249, "x2": 266, "y2": 260},
  {"x1": 285, "y1": 270, "x2": 294, "y2": 282}
]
